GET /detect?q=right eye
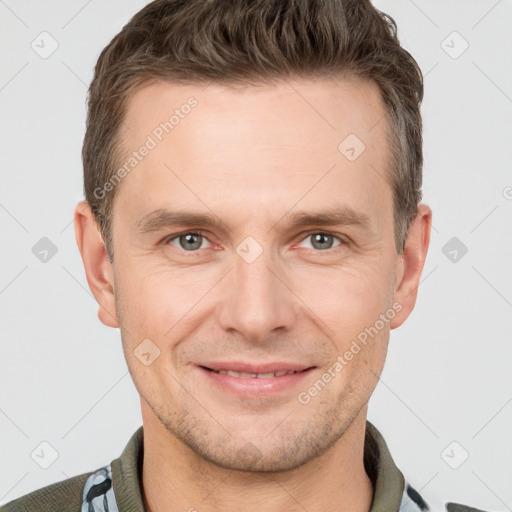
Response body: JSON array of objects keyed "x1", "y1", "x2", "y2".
[{"x1": 165, "y1": 231, "x2": 213, "y2": 252}]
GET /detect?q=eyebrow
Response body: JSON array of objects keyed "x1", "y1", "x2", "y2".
[
  {"x1": 137, "y1": 209, "x2": 225, "y2": 233},
  {"x1": 283, "y1": 207, "x2": 371, "y2": 231},
  {"x1": 136, "y1": 206, "x2": 371, "y2": 234}
]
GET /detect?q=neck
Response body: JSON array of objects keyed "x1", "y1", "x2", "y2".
[{"x1": 141, "y1": 406, "x2": 374, "y2": 512}]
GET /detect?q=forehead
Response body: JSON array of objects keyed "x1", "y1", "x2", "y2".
[
  {"x1": 122, "y1": 76, "x2": 388, "y2": 154},
  {"x1": 115, "y1": 77, "x2": 392, "y2": 232}
]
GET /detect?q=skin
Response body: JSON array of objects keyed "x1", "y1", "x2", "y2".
[{"x1": 75, "y1": 77, "x2": 431, "y2": 512}]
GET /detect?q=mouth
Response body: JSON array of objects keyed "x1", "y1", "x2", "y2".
[
  {"x1": 197, "y1": 364, "x2": 316, "y2": 397},
  {"x1": 201, "y1": 367, "x2": 308, "y2": 378}
]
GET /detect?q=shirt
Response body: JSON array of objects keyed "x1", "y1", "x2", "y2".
[{"x1": 0, "y1": 421, "x2": 488, "y2": 512}]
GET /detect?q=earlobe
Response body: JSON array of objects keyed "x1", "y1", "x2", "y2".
[
  {"x1": 390, "y1": 204, "x2": 432, "y2": 329},
  {"x1": 74, "y1": 201, "x2": 119, "y2": 328}
]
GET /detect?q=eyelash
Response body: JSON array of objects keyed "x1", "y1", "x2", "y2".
[{"x1": 162, "y1": 230, "x2": 348, "y2": 255}]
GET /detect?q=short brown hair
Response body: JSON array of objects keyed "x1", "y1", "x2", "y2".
[{"x1": 83, "y1": 0, "x2": 424, "y2": 261}]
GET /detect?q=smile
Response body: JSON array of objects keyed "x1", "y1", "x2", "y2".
[
  {"x1": 207, "y1": 369, "x2": 301, "y2": 378},
  {"x1": 198, "y1": 365, "x2": 315, "y2": 397}
]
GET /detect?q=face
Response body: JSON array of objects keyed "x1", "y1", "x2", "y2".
[{"x1": 87, "y1": 77, "x2": 417, "y2": 472}]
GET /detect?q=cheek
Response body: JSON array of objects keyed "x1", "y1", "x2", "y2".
[
  {"x1": 114, "y1": 265, "x2": 200, "y2": 390},
  {"x1": 290, "y1": 261, "x2": 393, "y2": 381},
  {"x1": 114, "y1": 261, "x2": 217, "y2": 338},
  {"x1": 291, "y1": 261, "x2": 392, "y2": 334}
]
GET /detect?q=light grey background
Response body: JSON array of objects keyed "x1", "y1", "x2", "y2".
[{"x1": 1, "y1": 0, "x2": 511, "y2": 509}]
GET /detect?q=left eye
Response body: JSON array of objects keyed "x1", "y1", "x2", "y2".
[
  {"x1": 168, "y1": 232, "x2": 211, "y2": 251},
  {"x1": 299, "y1": 232, "x2": 343, "y2": 251}
]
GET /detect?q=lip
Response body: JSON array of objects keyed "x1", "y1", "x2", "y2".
[
  {"x1": 199, "y1": 361, "x2": 313, "y2": 373},
  {"x1": 197, "y1": 364, "x2": 316, "y2": 397}
]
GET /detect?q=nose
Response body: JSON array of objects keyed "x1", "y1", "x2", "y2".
[{"x1": 216, "y1": 246, "x2": 297, "y2": 344}]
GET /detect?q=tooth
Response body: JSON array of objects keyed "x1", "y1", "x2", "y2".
[
  {"x1": 213, "y1": 369, "x2": 300, "y2": 378},
  {"x1": 226, "y1": 370, "x2": 258, "y2": 378}
]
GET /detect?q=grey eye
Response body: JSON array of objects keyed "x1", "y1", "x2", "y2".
[
  {"x1": 175, "y1": 233, "x2": 204, "y2": 251},
  {"x1": 298, "y1": 232, "x2": 343, "y2": 251},
  {"x1": 310, "y1": 233, "x2": 335, "y2": 250}
]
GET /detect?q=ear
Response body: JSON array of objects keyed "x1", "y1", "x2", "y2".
[
  {"x1": 390, "y1": 203, "x2": 432, "y2": 329},
  {"x1": 74, "y1": 201, "x2": 119, "y2": 328}
]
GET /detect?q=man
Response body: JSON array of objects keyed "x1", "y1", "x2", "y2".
[{"x1": 1, "y1": 0, "x2": 488, "y2": 511}]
